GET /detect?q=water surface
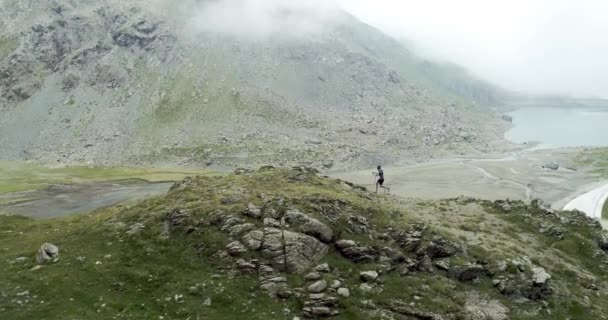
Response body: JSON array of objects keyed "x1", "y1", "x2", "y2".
[{"x1": 505, "y1": 107, "x2": 608, "y2": 149}]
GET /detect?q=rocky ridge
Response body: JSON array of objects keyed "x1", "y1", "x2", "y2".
[{"x1": 2, "y1": 167, "x2": 607, "y2": 319}]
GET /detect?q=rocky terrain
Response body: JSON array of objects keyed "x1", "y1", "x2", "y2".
[
  {"x1": 1, "y1": 167, "x2": 608, "y2": 319},
  {"x1": 0, "y1": 0, "x2": 509, "y2": 170}
]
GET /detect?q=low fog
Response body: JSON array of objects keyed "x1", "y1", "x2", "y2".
[
  {"x1": 188, "y1": 0, "x2": 339, "y2": 38},
  {"x1": 174, "y1": 0, "x2": 607, "y2": 99},
  {"x1": 342, "y1": 0, "x2": 608, "y2": 99}
]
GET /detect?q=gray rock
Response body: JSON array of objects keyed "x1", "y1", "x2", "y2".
[
  {"x1": 36, "y1": 243, "x2": 59, "y2": 264},
  {"x1": 417, "y1": 255, "x2": 435, "y2": 273},
  {"x1": 226, "y1": 241, "x2": 247, "y2": 256},
  {"x1": 358, "y1": 283, "x2": 375, "y2": 293},
  {"x1": 260, "y1": 228, "x2": 328, "y2": 273},
  {"x1": 304, "y1": 272, "x2": 323, "y2": 281},
  {"x1": 236, "y1": 259, "x2": 256, "y2": 272},
  {"x1": 336, "y1": 240, "x2": 378, "y2": 263},
  {"x1": 531, "y1": 267, "x2": 551, "y2": 286},
  {"x1": 263, "y1": 218, "x2": 281, "y2": 228},
  {"x1": 418, "y1": 236, "x2": 459, "y2": 258},
  {"x1": 453, "y1": 264, "x2": 485, "y2": 281},
  {"x1": 337, "y1": 288, "x2": 350, "y2": 297},
  {"x1": 308, "y1": 280, "x2": 328, "y2": 293},
  {"x1": 386, "y1": 301, "x2": 444, "y2": 319},
  {"x1": 242, "y1": 203, "x2": 262, "y2": 219},
  {"x1": 314, "y1": 263, "x2": 331, "y2": 273},
  {"x1": 434, "y1": 260, "x2": 450, "y2": 271},
  {"x1": 203, "y1": 297, "x2": 212, "y2": 306},
  {"x1": 464, "y1": 293, "x2": 510, "y2": 320},
  {"x1": 330, "y1": 280, "x2": 341, "y2": 289},
  {"x1": 305, "y1": 307, "x2": 333, "y2": 317},
  {"x1": 543, "y1": 162, "x2": 559, "y2": 170},
  {"x1": 229, "y1": 223, "x2": 256, "y2": 237},
  {"x1": 360, "y1": 271, "x2": 379, "y2": 282},
  {"x1": 14, "y1": 257, "x2": 28, "y2": 264},
  {"x1": 284, "y1": 209, "x2": 333, "y2": 243},
  {"x1": 242, "y1": 230, "x2": 264, "y2": 250},
  {"x1": 335, "y1": 239, "x2": 356, "y2": 249},
  {"x1": 221, "y1": 217, "x2": 243, "y2": 231}
]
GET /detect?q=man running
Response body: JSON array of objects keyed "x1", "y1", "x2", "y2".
[{"x1": 373, "y1": 165, "x2": 390, "y2": 193}]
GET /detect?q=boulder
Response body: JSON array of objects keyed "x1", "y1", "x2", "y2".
[
  {"x1": 260, "y1": 228, "x2": 328, "y2": 273},
  {"x1": 308, "y1": 280, "x2": 328, "y2": 293},
  {"x1": 304, "y1": 272, "x2": 323, "y2": 281},
  {"x1": 416, "y1": 255, "x2": 434, "y2": 273},
  {"x1": 229, "y1": 223, "x2": 256, "y2": 238},
  {"x1": 284, "y1": 209, "x2": 333, "y2": 243},
  {"x1": 314, "y1": 263, "x2": 331, "y2": 273},
  {"x1": 302, "y1": 293, "x2": 340, "y2": 317},
  {"x1": 531, "y1": 267, "x2": 551, "y2": 286},
  {"x1": 386, "y1": 301, "x2": 445, "y2": 320},
  {"x1": 360, "y1": 271, "x2": 379, "y2": 282},
  {"x1": 337, "y1": 288, "x2": 350, "y2": 297},
  {"x1": 335, "y1": 240, "x2": 378, "y2": 263},
  {"x1": 542, "y1": 162, "x2": 559, "y2": 171},
  {"x1": 226, "y1": 241, "x2": 247, "y2": 256},
  {"x1": 242, "y1": 230, "x2": 264, "y2": 250},
  {"x1": 418, "y1": 236, "x2": 459, "y2": 258},
  {"x1": 36, "y1": 243, "x2": 59, "y2": 264},
  {"x1": 452, "y1": 264, "x2": 485, "y2": 281},
  {"x1": 242, "y1": 203, "x2": 262, "y2": 219},
  {"x1": 434, "y1": 260, "x2": 450, "y2": 271}
]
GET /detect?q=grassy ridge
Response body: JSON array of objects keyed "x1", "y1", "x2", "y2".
[
  {"x1": 1, "y1": 168, "x2": 607, "y2": 319},
  {"x1": 0, "y1": 161, "x2": 212, "y2": 195}
]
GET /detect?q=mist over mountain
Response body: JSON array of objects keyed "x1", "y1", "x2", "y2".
[{"x1": 0, "y1": 0, "x2": 508, "y2": 169}]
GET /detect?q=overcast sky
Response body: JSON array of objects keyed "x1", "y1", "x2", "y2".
[{"x1": 339, "y1": 0, "x2": 608, "y2": 98}]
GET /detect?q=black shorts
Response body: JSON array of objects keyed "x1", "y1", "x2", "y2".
[{"x1": 377, "y1": 179, "x2": 384, "y2": 185}]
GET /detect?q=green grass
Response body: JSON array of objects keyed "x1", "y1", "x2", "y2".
[
  {"x1": 603, "y1": 199, "x2": 608, "y2": 219},
  {"x1": 0, "y1": 36, "x2": 17, "y2": 60},
  {"x1": 0, "y1": 161, "x2": 213, "y2": 195},
  {"x1": 1, "y1": 169, "x2": 607, "y2": 319},
  {"x1": 573, "y1": 147, "x2": 608, "y2": 177}
]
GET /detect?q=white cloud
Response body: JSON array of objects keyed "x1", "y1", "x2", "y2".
[
  {"x1": 162, "y1": 0, "x2": 607, "y2": 98},
  {"x1": 339, "y1": 0, "x2": 608, "y2": 98},
  {"x1": 188, "y1": 0, "x2": 340, "y2": 39}
]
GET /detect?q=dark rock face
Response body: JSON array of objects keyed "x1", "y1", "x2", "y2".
[
  {"x1": 302, "y1": 294, "x2": 340, "y2": 318},
  {"x1": 417, "y1": 236, "x2": 459, "y2": 259},
  {"x1": 452, "y1": 264, "x2": 486, "y2": 281},
  {"x1": 494, "y1": 267, "x2": 553, "y2": 301},
  {"x1": 385, "y1": 301, "x2": 446, "y2": 320},
  {"x1": 599, "y1": 232, "x2": 608, "y2": 251},
  {"x1": 335, "y1": 239, "x2": 379, "y2": 263}
]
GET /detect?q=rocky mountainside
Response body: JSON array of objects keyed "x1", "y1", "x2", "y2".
[
  {"x1": 0, "y1": 0, "x2": 509, "y2": 170},
  {"x1": 1, "y1": 167, "x2": 608, "y2": 319}
]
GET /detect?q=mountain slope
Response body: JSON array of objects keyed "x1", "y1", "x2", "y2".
[
  {"x1": 0, "y1": 0, "x2": 509, "y2": 169},
  {"x1": 1, "y1": 167, "x2": 607, "y2": 319}
]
